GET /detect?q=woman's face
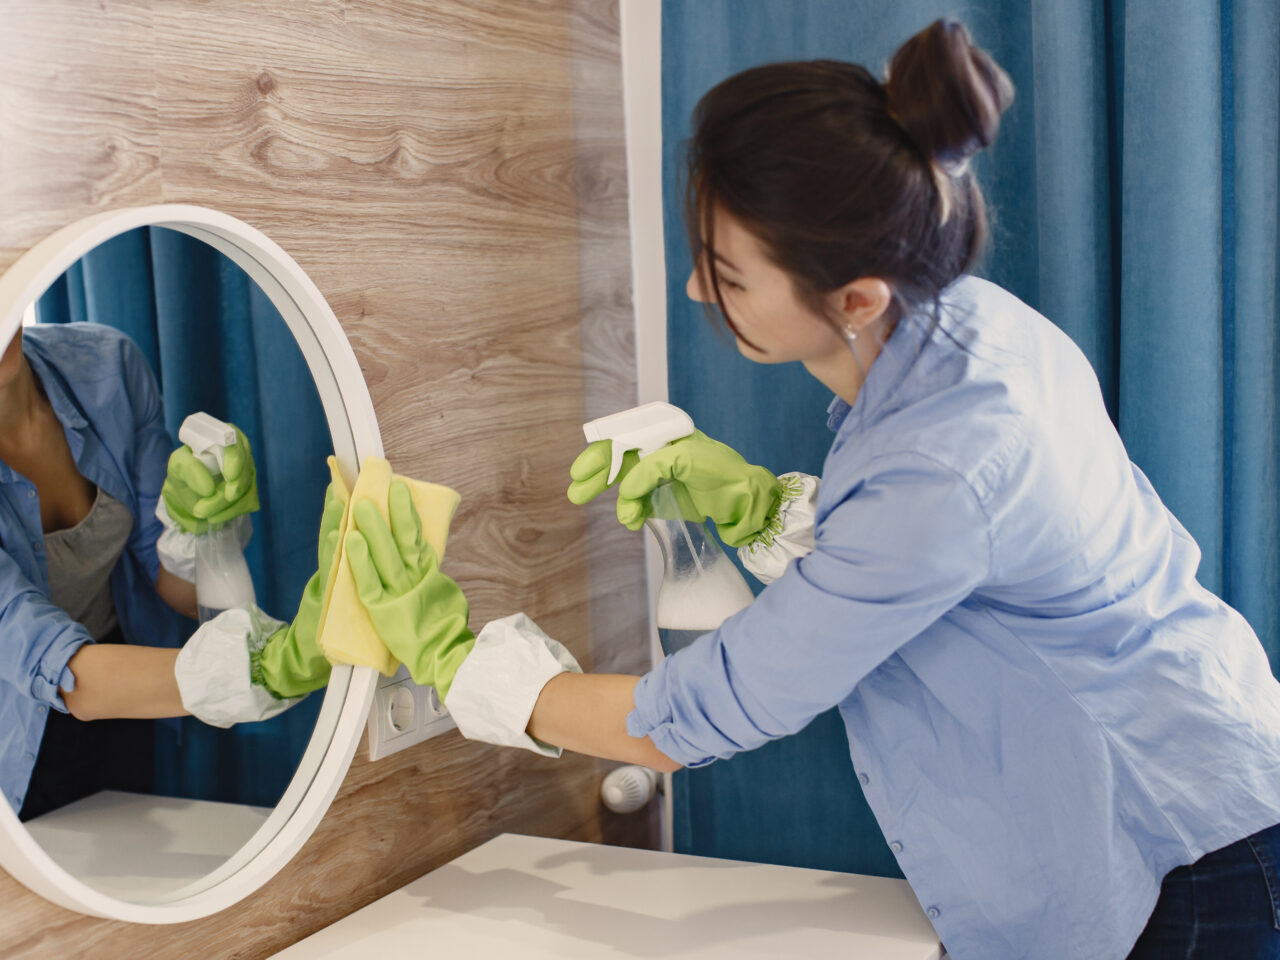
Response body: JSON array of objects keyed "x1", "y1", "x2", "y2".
[{"x1": 685, "y1": 207, "x2": 846, "y2": 366}]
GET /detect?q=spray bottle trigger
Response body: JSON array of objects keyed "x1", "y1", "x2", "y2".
[
  {"x1": 179, "y1": 412, "x2": 235, "y2": 478},
  {"x1": 198, "y1": 447, "x2": 225, "y2": 475},
  {"x1": 606, "y1": 441, "x2": 635, "y2": 486}
]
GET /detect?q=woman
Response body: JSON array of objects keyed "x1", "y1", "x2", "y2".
[
  {"x1": 343, "y1": 20, "x2": 1280, "y2": 960},
  {"x1": 0, "y1": 320, "x2": 333, "y2": 820}
]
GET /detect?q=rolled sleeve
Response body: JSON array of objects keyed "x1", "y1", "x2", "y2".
[
  {"x1": 32, "y1": 656, "x2": 79, "y2": 708},
  {"x1": 0, "y1": 550, "x2": 91, "y2": 712},
  {"x1": 627, "y1": 452, "x2": 992, "y2": 767}
]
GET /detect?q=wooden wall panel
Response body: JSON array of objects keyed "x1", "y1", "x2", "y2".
[{"x1": 0, "y1": 2, "x2": 654, "y2": 957}]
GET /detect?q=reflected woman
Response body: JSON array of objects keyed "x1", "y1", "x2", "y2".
[{"x1": 0, "y1": 321, "x2": 334, "y2": 820}]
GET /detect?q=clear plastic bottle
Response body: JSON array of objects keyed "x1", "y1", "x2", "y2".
[
  {"x1": 646, "y1": 482, "x2": 755, "y2": 656},
  {"x1": 194, "y1": 523, "x2": 256, "y2": 624}
]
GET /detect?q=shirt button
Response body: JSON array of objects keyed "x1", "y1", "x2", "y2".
[
  {"x1": 927, "y1": 906, "x2": 940, "y2": 919},
  {"x1": 858, "y1": 773, "x2": 870, "y2": 786},
  {"x1": 24, "y1": 753, "x2": 35, "y2": 762},
  {"x1": 27, "y1": 489, "x2": 36, "y2": 498},
  {"x1": 891, "y1": 841, "x2": 903, "y2": 853},
  {"x1": 38, "y1": 706, "x2": 47, "y2": 714}
]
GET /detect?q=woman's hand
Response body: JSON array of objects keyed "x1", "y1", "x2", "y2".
[
  {"x1": 345, "y1": 480, "x2": 475, "y2": 698},
  {"x1": 567, "y1": 439, "x2": 641, "y2": 504},
  {"x1": 161, "y1": 424, "x2": 259, "y2": 534},
  {"x1": 571, "y1": 431, "x2": 783, "y2": 548}
]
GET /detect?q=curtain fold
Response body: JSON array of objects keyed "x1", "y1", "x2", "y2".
[
  {"x1": 37, "y1": 226, "x2": 330, "y2": 807},
  {"x1": 662, "y1": 0, "x2": 1280, "y2": 875},
  {"x1": 1227, "y1": 0, "x2": 1280, "y2": 671}
]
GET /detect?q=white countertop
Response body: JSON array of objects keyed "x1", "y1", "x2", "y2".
[
  {"x1": 24, "y1": 789, "x2": 272, "y2": 901},
  {"x1": 272, "y1": 833, "x2": 943, "y2": 959}
]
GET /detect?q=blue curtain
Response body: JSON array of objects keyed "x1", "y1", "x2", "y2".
[
  {"x1": 662, "y1": 0, "x2": 1280, "y2": 876},
  {"x1": 37, "y1": 227, "x2": 332, "y2": 807}
]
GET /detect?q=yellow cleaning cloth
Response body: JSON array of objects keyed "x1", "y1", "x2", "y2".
[{"x1": 316, "y1": 455, "x2": 462, "y2": 675}]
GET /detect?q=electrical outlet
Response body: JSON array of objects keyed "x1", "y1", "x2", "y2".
[{"x1": 366, "y1": 664, "x2": 455, "y2": 761}]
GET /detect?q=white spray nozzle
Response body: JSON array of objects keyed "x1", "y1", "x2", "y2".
[
  {"x1": 179, "y1": 412, "x2": 236, "y2": 475},
  {"x1": 583, "y1": 401, "x2": 696, "y2": 484}
]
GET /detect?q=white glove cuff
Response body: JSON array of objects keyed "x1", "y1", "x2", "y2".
[
  {"x1": 175, "y1": 604, "x2": 297, "y2": 729},
  {"x1": 445, "y1": 612, "x2": 582, "y2": 757},
  {"x1": 738, "y1": 472, "x2": 820, "y2": 585},
  {"x1": 156, "y1": 499, "x2": 250, "y2": 583}
]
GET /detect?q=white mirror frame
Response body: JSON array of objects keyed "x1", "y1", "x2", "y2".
[{"x1": 0, "y1": 204, "x2": 381, "y2": 922}]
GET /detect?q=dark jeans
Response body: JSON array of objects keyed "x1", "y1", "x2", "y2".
[{"x1": 1127, "y1": 822, "x2": 1280, "y2": 959}]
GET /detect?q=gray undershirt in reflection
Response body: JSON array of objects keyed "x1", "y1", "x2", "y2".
[{"x1": 44, "y1": 487, "x2": 133, "y2": 641}]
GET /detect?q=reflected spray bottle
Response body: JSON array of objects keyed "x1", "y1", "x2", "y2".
[
  {"x1": 583, "y1": 402, "x2": 755, "y2": 655},
  {"x1": 179, "y1": 412, "x2": 257, "y2": 624}
]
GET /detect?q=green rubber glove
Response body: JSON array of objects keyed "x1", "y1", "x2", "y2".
[
  {"x1": 345, "y1": 480, "x2": 475, "y2": 699},
  {"x1": 249, "y1": 480, "x2": 346, "y2": 699},
  {"x1": 567, "y1": 440, "x2": 641, "y2": 505},
  {"x1": 614, "y1": 430, "x2": 782, "y2": 548},
  {"x1": 568, "y1": 438, "x2": 701, "y2": 525},
  {"x1": 162, "y1": 424, "x2": 260, "y2": 535}
]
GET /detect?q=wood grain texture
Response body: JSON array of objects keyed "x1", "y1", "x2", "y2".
[
  {"x1": 0, "y1": 1, "x2": 655, "y2": 956},
  {"x1": 0, "y1": 1, "x2": 162, "y2": 259}
]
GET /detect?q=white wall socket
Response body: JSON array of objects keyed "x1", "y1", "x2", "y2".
[{"x1": 366, "y1": 663, "x2": 456, "y2": 761}]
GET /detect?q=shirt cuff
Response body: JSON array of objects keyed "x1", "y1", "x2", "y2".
[
  {"x1": 625, "y1": 665, "x2": 717, "y2": 769},
  {"x1": 33, "y1": 632, "x2": 89, "y2": 713}
]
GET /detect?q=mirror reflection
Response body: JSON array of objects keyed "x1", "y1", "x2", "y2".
[{"x1": 0, "y1": 226, "x2": 333, "y2": 897}]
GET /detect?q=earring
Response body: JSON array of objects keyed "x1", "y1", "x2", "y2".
[{"x1": 843, "y1": 327, "x2": 858, "y2": 342}]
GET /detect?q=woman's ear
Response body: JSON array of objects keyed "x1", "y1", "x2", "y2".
[{"x1": 828, "y1": 277, "x2": 893, "y2": 336}]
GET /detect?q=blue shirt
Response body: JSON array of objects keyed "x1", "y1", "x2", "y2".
[
  {"x1": 0, "y1": 323, "x2": 183, "y2": 813},
  {"x1": 628, "y1": 276, "x2": 1280, "y2": 960}
]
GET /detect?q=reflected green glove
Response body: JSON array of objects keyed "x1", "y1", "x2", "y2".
[
  {"x1": 249, "y1": 480, "x2": 346, "y2": 699},
  {"x1": 346, "y1": 480, "x2": 475, "y2": 699},
  {"x1": 615, "y1": 430, "x2": 782, "y2": 548},
  {"x1": 162, "y1": 424, "x2": 260, "y2": 534}
]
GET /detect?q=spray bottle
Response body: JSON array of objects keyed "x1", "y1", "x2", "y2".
[
  {"x1": 583, "y1": 402, "x2": 755, "y2": 655},
  {"x1": 179, "y1": 412, "x2": 257, "y2": 624}
]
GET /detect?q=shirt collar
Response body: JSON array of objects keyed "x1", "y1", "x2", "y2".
[
  {"x1": 0, "y1": 340, "x2": 91, "y2": 485},
  {"x1": 22, "y1": 339, "x2": 89, "y2": 432},
  {"x1": 826, "y1": 305, "x2": 931, "y2": 435}
]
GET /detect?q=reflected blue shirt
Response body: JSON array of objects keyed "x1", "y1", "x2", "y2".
[
  {"x1": 627, "y1": 276, "x2": 1280, "y2": 960},
  {"x1": 0, "y1": 323, "x2": 182, "y2": 813}
]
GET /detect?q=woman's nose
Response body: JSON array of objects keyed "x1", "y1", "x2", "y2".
[{"x1": 686, "y1": 264, "x2": 709, "y2": 303}]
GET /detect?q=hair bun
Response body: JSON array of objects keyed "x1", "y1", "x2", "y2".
[{"x1": 885, "y1": 19, "x2": 1014, "y2": 172}]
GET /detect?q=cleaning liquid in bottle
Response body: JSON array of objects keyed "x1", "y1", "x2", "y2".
[
  {"x1": 180, "y1": 412, "x2": 257, "y2": 624},
  {"x1": 583, "y1": 402, "x2": 755, "y2": 656}
]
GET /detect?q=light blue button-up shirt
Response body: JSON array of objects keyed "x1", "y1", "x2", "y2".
[
  {"x1": 0, "y1": 323, "x2": 183, "y2": 813},
  {"x1": 628, "y1": 276, "x2": 1280, "y2": 960}
]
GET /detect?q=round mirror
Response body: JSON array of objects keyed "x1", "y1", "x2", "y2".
[{"x1": 0, "y1": 205, "x2": 380, "y2": 922}]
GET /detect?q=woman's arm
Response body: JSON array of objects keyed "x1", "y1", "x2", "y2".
[
  {"x1": 61, "y1": 644, "x2": 188, "y2": 721},
  {"x1": 154, "y1": 566, "x2": 198, "y2": 619},
  {"x1": 526, "y1": 672, "x2": 682, "y2": 773}
]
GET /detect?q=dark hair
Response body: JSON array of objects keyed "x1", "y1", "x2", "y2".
[{"x1": 684, "y1": 19, "x2": 1014, "y2": 339}]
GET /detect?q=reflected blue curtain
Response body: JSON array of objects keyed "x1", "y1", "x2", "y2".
[
  {"x1": 662, "y1": 0, "x2": 1280, "y2": 876},
  {"x1": 36, "y1": 227, "x2": 332, "y2": 807}
]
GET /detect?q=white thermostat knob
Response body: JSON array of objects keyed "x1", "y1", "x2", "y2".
[{"x1": 601, "y1": 765, "x2": 660, "y2": 814}]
